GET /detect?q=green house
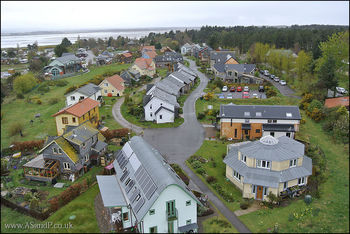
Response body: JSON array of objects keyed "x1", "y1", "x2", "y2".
[{"x1": 44, "y1": 53, "x2": 82, "y2": 77}]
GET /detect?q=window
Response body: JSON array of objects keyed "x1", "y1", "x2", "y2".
[
  {"x1": 70, "y1": 96, "x2": 75, "y2": 101},
  {"x1": 123, "y1": 212, "x2": 129, "y2": 221},
  {"x1": 85, "y1": 154, "x2": 89, "y2": 162},
  {"x1": 159, "y1": 115, "x2": 162, "y2": 119},
  {"x1": 234, "y1": 129, "x2": 237, "y2": 138},
  {"x1": 256, "y1": 112, "x2": 262, "y2": 117},
  {"x1": 104, "y1": 90, "x2": 107, "y2": 93},
  {"x1": 228, "y1": 71, "x2": 232, "y2": 76},
  {"x1": 233, "y1": 170, "x2": 241, "y2": 181},
  {"x1": 150, "y1": 113, "x2": 152, "y2": 117},
  {"x1": 286, "y1": 113, "x2": 292, "y2": 117},
  {"x1": 244, "y1": 129, "x2": 249, "y2": 134},
  {"x1": 125, "y1": 178, "x2": 131, "y2": 186},
  {"x1": 273, "y1": 120, "x2": 277, "y2": 123},
  {"x1": 149, "y1": 226, "x2": 157, "y2": 233},
  {"x1": 82, "y1": 142, "x2": 86, "y2": 148},
  {"x1": 244, "y1": 112, "x2": 250, "y2": 117},
  {"x1": 252, "y1": 185, "x2": 256, "y2": 193},
  {"x1": 166, "y1": 200, "x2": 176, "y2": 217},
  {"x1": 136, "y1": 194, "x2": 141, "y2": 201},
  {"x1": 53, "y1": 148, "x2": 58, "y2": 154},
  {"x1": 112, "y1": 89, "x2": 114, "y2": 93},
  {"x1": 58, "y1": 148, "x2": 62, "y2": 154},
  {"x1": 230, "y1": 118, "x2": 232, "y2": 126},
  {"x1": 83, "y1": 115, "x2": 85, "y2": 120},
  {"x1": 63, "y1": 162, "x2": 70, "y2": 170},
  {"x1": 286, "y1": 132, "x2": 291, "y2": 137},
  {"x1": 298, "y1": 177, "x2": 306, "y2": 185},
  {"x1": 263, "y1": 187, "x2": 267, "y2": 196},
  {"x1": 186, "y1": 219, "x2": 191, "y2": 225},
  {"x1": 186, "y1": 200, "x2": 191, "y2": 206},
  {"x1": 268, "y1": 119, "x2": 272, "y2": 123},
  {"x1": 104, "y1": 83, "x2": 108, "y2": 87},
  {"x1": 256, "y1": 129, "x2": 261, "y2": 133},
  {"x1": 62, "y1": 117, "x2": 68, "y2": 124},
  {"x1": 241, "y1": 155, "x2": 247, "y2": 164},
  {"x1": 80, "y1": 96, "x2": 84, "y2": 100},
  {"x1": 149, "y1": 209, "x2": 155, "y2": 215},
  {"x1": 235, "y1": 72, "x2": 238, "y2": 77},
  {"x1": 270, "y1": 132, "x2": 275, "y2": 137},
  {"x1": 256, "y1": 160, "x2": 270, "y2": 169},
  {"x1": 284, "y1": 182, "x2": 287, "y2": 190},
  {"x1": 289, "y1": 159, "x2": 297, "y2": 168},
  {"x1": 72, "y1": 117, "x2": 76, "y2": 123}
]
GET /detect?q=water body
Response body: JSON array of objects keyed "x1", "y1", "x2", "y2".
[{"x1": 1, "y1": 28, "x2": 195, "y2": 48}]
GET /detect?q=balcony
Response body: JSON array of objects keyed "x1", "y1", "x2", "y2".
[{"x1": 166, "y1": 208, "x2": 178, "y2": 221}]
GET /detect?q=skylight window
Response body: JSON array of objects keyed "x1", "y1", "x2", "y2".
[
  {"x1": 244, "y1": 112, "x2": 250, "y2": 116},
  {"x1": 286, "y1": 113, "x2": 292, "y2": 117},
  {"x1": 256, "y1": 112, "x2": 262, "y2": 117}
]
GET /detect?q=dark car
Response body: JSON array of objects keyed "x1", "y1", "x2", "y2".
[
  {"x1": 258, "y1": 85, "x2": 264, "y2": 92},
  {"x1": 230, "y1": 86, "x2": 236, "y2": 92},
  {"x1": 237, "y1": 86, "x2": 242, "y2": 92}
]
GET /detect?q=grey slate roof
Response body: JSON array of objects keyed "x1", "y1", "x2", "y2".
[
  {"x1": 176, "y1": 64, "x2": 197, "y2": 77},
  {"x1": 110, "y1": 136, "x2": 201, "y2": 221},
  {"x1": 219, "y1": 104, "x2": 301, "y2": 120},
  {"x1": 223, "y1": 138, "x2": 312, "y2": 188},
  {"x1": 154, "y1": 79, "x2": 181, "y2": 96},
  {"x1": 213, "y1": 62, "x2": 226, "y2": 73},
  {"x1": 96, "y1": 175, "x2": 128, "y2": 207},
  {"x1": 56, "y1": 54, "x2": 81, "y2": 65},
  {"x1": 150, "y1": 87, "x2": 179, "y2": 107},
  {"x1": 238, "y1": 136, "x2": 305, "y2": 161},
  {"x1": 66, "y1": 83, "x2": 101, "y2": 97},
  {"x1": 143, "y1": 95, "x2": 152, "y2": 106},
  {"x1": 155, "y1": 52, "x2": 183, "y2": 63},
  {"x1": 263, "y1": 124, "x2": 295, "y2": 132},
  {"x1": 146, "y1": 84, "x2": 154, "y2": 93},
  {"x1": 155, "y1": 106, "x2": 174, "y2": 115},
  {"x1": 224, "y1": 64, "x2": 256, "y2": 74},
  {"x1": 93, "y1": 140, "x2": 108, "y2": 152},
  {"x1": 164, "y1": 75, "x2": 185, "y2": 89},
  {"x1": 64, "y1": 123, "x2": 98, "y2": 145},
  {"x1": 170, "y1": 71, "x2": 192, "y2": 84},
  {"x1": 210, "y1": 51, "x2": 236, "y2": 63}
]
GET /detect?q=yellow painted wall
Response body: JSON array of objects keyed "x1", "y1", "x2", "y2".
[
  {"x1": 55, "y1": 114, "x2": 79, "y2": 135},
  {"x1": 271, "y1": 160, "x2": 290, "y2": 171},
  {"x1": 297, "y1": 156, "x2": 303, "y2": 166},
  {"x1": 225, "y1": 165, "x2": 243, "y2": 190},
  {"x1": 131, "y1": 62, "x2": 156, "y2": 77},
  {"x1": 99, "y1": 80, "x2": 124, "y2": 97},
  {"x1": 242, "y1": 184, "x2": 255, "y2": 199}
]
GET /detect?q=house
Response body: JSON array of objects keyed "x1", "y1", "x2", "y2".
[
  {"x1": 154, "y1": 52, "x2": 183, "y2": 69},
  {"x1": 209, "y1": 51, "x2": 238, "y2": 68},
  {"x1": 43, "y1": 53, "x2": 82, "y2": 78},
  {"x1": 23, "y1": 121, "x2": 107, "y2": 182},
  {"x1": 76, "y1": 48, "x2": 88, "y2": 58},
  {"x1": 198, "y1": 46, "x2": 213, "y2": 63},
  {"x1": 52, "y1": 98, "x2": 100, "y2": 135},
  {"x1": 141, "y1": 45, "x2": 157, "y2": 59},
  {"x1": 324, "y1": 96, "x2": 349, "y2": 111},
  {"x1": 169, "y1": 71, "x2": 196, "y2": 93},
  {"x1": 99, "y1": 74, "x2": 125, "y2": 97},
  {"x1": 143, "y1": 87, "x2": 179, "y2": 123},
  {"x1": 219, "y1": 104, "x2": 301, "y2": 140},
  {"x1": 174, "y1": 62, "x2": 197, "y2": 77},
  {"x1": 65, "y1": 83, "x2": 102, "y2": 107},
  {"x1": 120, "y1": 70, "x2": 141, "y2": 86},
  {"x1": 180, "y1": 43, "x2": 193, "y2": 55},
  {"x1": 224, "y1": 64, "x2": 257, "y2": 83},
  {"x1": 97, "y1": 136, "x2": 201, "y2": 233},
  {"x1": 146, "y1": 78, "x2": 182, "y2": 98},
  {"x1": 131, "y1": 58, "x2": 156, "y2": 77},
  {"x1": 223, "y1": 135, "x2": 312, "y2": 201},
  {"x1": 96, "y1": 54, "x2": 113, "y2": 66},
  {"x1": 120, "y1": 52, "x2": 133, "y2": 63},
  {"x1": 160, "y1": 46, "x2": 175, "y2": 53}
]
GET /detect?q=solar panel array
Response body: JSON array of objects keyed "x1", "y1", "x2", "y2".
[
  {"x1": 120, "y1": 169, "x2": 129, "y2": 182},
  {"x1": 134, "y1": 197, "x2": 145, "y2": 213},
  {"x1": 135, "y1": 165, "x2": 157, "y2": 200}
]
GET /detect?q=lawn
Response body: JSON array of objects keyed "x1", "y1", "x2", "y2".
[
  {"x1": 1, "y1": 205, "x2": 39, "y2": 233},
  {"x1": 1, "y1": 63, "x2": 29, "y2": 72},
  {"x1": 186, "y1": 140, "x2": 244, "y2": 212},
  {"x1": 156, "y1": 68, "x2": 168, "y2": 78},
  {"x1": 99, "y1": 96, "x2": 123, "y2": 130},
  {"x1": 239, "y1": 113, "x2": 349, "y2": 233},
  {"x1": 1, "y1": 63, "x2": 130, "y2": 149}
]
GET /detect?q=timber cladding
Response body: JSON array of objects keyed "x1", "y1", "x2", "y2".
[{"x1": 220, "y1": 122, "x2": 262, "y2": 140}]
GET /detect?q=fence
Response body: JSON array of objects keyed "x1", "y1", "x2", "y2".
[{"x1": 1, "y1": 197, "x2": 51, "y2": 221}]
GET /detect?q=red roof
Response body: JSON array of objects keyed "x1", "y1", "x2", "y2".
[
  {"x1": 105, "y1": 74, "x2": 125, "y2": 91},
  {"x1": 144, "y1": 51, "x2": 157, "y2": 59},
  {"x1": 122, "y1": 52, "x2": 132, "y2": 58},
  {"x1": 324, "y1": 96, "x2": 349, "y2": 109},
  {"x1": 134, "y1": 58, "x2": 154, "y2": 71},
  {"x1": 52, "y1": 98, "x2": 99, "y2": 117},
  {"x1": 141, "y1": 45, "x2": 156, "y2": 52}
]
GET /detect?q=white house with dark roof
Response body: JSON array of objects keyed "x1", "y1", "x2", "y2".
[
  {"x1": 143, "y1": 87, "x2": 180, "y2": 123},
  {"x1": 223, "y1": 135, "x2": 312, "y2": 201},
  {"x1": 97, "y1": 136, "x2": 201, "y2": 233},
  {"x1": 65, "y1": 83, "x2": 102, "y2": 107},
  {"x1": 219, "y1": 104, "x2": 301, "y2": 140}
]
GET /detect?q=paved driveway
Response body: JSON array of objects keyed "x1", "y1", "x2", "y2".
[
  {"x1": 217, "y1": 90, "x2": 266, "y2": 99},
  {"x1": 85, "y1": 50, "x2": 96, "y2": 65},
  {"x1": 259, "y1": 74, "x2": 300, "y2": 98}
]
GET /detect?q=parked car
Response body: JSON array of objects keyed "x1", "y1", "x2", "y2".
[
  {"x1": 274, "y1": 77, "x2": 280, "y2": 82},
  {"x1": 264, "y1": 70, "x2": 270, "y2": 76},
  {"x1": 270, "y1": 74, "x2": 275, "y2": 79},
  {"x1": 237, "y1": 86, "x2": 242, "y2": 92},
  {"x1": 243, "y1": 86, "x2": 249, "y2": 92},
  {"x1": 222, "y1": 86, "x2": 228, "y2": 92},
  {"x1": 259, "y1": 70, "x2": 264, "y2": 74},
  {"x1": 252, "y1": 93, "x2": 258, "y2": 98},
  {"x1": 230, "y1": 86, "x2": 236, "y2": 92},
  {"x1": 242, "y1": 92, "x2": 250, "y2": 99},
  {"x1": 227, "y1": 94, "x2": 233, "y2": 99},
  {"x1": 280, "y1": 80, "x2": 287, "y2": 86},
  {"x1": 219, "y1": 94, "x2": 225, "y2": 99},
  {"x1": 336, "y1": 87, "x2": 348, "y2": 94},
  {"x1": 258, "y1": 85, "x2": 264, "y2": 92}
]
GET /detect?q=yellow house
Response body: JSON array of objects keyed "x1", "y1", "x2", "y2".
[
  {"x1": 52, "y1": 98, "x2": 100, "y2": 135},
  {"x1": 131, "y1": 57, "x2": 156, "y2": 77},
  {"x1": 223, "y1": 135, "x2": 312, "y2": 201},
  {"x1": 99, "y1": 74, "x2": 125, "y2": 97}
]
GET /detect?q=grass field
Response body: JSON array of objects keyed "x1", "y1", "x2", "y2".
[
  {"x1": 1, "y1": 63, "x2": 28, "y2": 72},
  {"x1": 1, "y1": 63, "x2": 130, "y2": 149},
  {"x1": 239, "y1": 113, "x2": 349, "y2": 233}
]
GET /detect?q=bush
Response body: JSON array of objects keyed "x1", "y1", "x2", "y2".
[
  {"x1": 197, "y1": 112, "x2": 205, "y2": 120},
  {"x1": 267, "y1": 191, "x2": 281, "y2": 206},
  {"x1": 9, "y1": 122, "x2": 24, "y2": 137},
  {"x1": 64, "y1": 86, "x2": 77, "y2": 95},
  {"x1": 240, "y1": 201, "x2": 249, "y2": 210},
  {"x1": 266, "y1": 89, "x2": 277, "y2": 98},
  {"x1": 37, "y1": 83, "x2": 50, "y2": 93},
  {"x1": 54, "y1": 80, "x2": 68, "y2": 87},
  {"x1": 191, "y1": 161, "x2": 202, "y2": 169},
  {"x1": 12, "y1": 140, "x2": 45, "y2": 152},
  {"x1": 16, "y1": 93, "x2": 24, "y2": 99},
  {"x1": 13, "y1": 73, "x2": 38, "y2": 94},
  {"x1": 48, "y1": 97, "x2": 59, "y2": 105},
  {"x1": 206, "y1": 176, "x2": 217, "y2": 184},
  {"x1": 36, "y1": 99, "x2": 42, "y2": 105},
  {"x1": 196, "y1": 168, "x2": 205, "y2": 175}
]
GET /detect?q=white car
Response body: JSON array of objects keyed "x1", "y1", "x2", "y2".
[
  {"x1": 222, "y1": 86, "x2": 228, "y2": 92},
  {"x1": 227, "y1": 94, "x2": 233, "y2": 99},
  {"x1": 252, "y1": 93, "x2": 258, "y2": 98},
  {"x1": 336, "y1": 87, "x2": 348, "y2": 94},
  {"x1": 274, "y1": 77, "x2": 280, "y2": 82},
  {"x1": 280, "y1": 80, "x2": 287, "y2": 86},
  {"x1": 243, "y1": 86, "x2": 249, "y2": 92}
]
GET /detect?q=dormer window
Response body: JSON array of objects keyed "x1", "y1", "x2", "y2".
[
  {"x1": 289, "y1": 159, "x2": 297, "y2": 168},
  {"x1": 286, "y1": 113, "x2": 292, "y2": 118},
  {"x1": 244, "y1": 112, "x2": 250, "y2": 117},
  {"x1": 256, "y1": 159, "x2": 270, "y2": 169}
]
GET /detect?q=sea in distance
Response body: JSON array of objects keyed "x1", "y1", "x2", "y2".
[{"x1": 1, "y1": 27, "x2": 198, "y2": 48}]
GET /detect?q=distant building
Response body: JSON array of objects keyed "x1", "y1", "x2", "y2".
[
  {"x1": 99, "y1": 74, "x2": 125, "y2": 97},
  {"x1": 43, "y1": 54, "x2": 82, "y2": 78}
]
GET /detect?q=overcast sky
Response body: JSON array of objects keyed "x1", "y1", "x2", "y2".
[{"x1": 1, "y1": 1, "x2": 349, "y2": 33}]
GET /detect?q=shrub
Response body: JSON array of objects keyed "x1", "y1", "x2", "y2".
[
  {"x1": 9, "y1": 122, "x2": 24, "y2": 137},
  {"x1": 49, "y1": 196, "x2": 59, "y2": 212},
  {"x1": 240, "y1": 201, "x2": 249, "y2": 210},
  {"x1": 191, "y1": 161, "x2": 202, "y2": 169},
  {"x1": 48, "y1": 97, "x2": 59, "y2": 105},
  {"x1": 206, "y1": 176, "x2": 217, "y2": 184},
  {"x1": 13, "y1": 73, "x2": 38, "y2": 94},
  {"x1": 300, "y1": 118, "x2": 306, "y2": 124},
  {"x1": 12, "y1": 140, "x2": 45, "y2": 152},
  {"x1": 267, "y1": 191, "x2": 281, "y2": 206},
  {"x1": 197, "y1": 112, "x2": 205, "y2": 120},
  {"x1": 16, "y1": 93, "x2": 24, "y2": 99},
  {"x1": 196, "y1": 168, "x2": 205, "y2": 175},
  {"x1": 64, "y1": 86, "x2": 77, "y2": 95},
  {"x1": 54, "y1": 80, "x2": 68, "y2": 87},
  {"x1": 37, "y1": 83, "x2": 50, "y2": 93},
  {"x1": 307, "y1": 99, "x2": 323, "y2": 114},
  {"x1": 266, "y1": 89, "x2": 277, "y2": 98},
  {"x1": 36, "y1": 99, "x2": 42, "y2": 105}
]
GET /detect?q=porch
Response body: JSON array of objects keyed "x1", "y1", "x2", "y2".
[{"x1": 23, "y1": 154, "x2": 60, "y2": 182}]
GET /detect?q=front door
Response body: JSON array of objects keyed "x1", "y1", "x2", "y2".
[
  {"x1": 256, "y1": 186, "x2": 263, "y2": 200},
  {"x1": 168, "y1": 221, "x2": 174, "y2": 233}
]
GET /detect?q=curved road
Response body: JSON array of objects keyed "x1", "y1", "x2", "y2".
[{"x1": 112, "y1": 58, "x2": 251, "y2": 233}]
